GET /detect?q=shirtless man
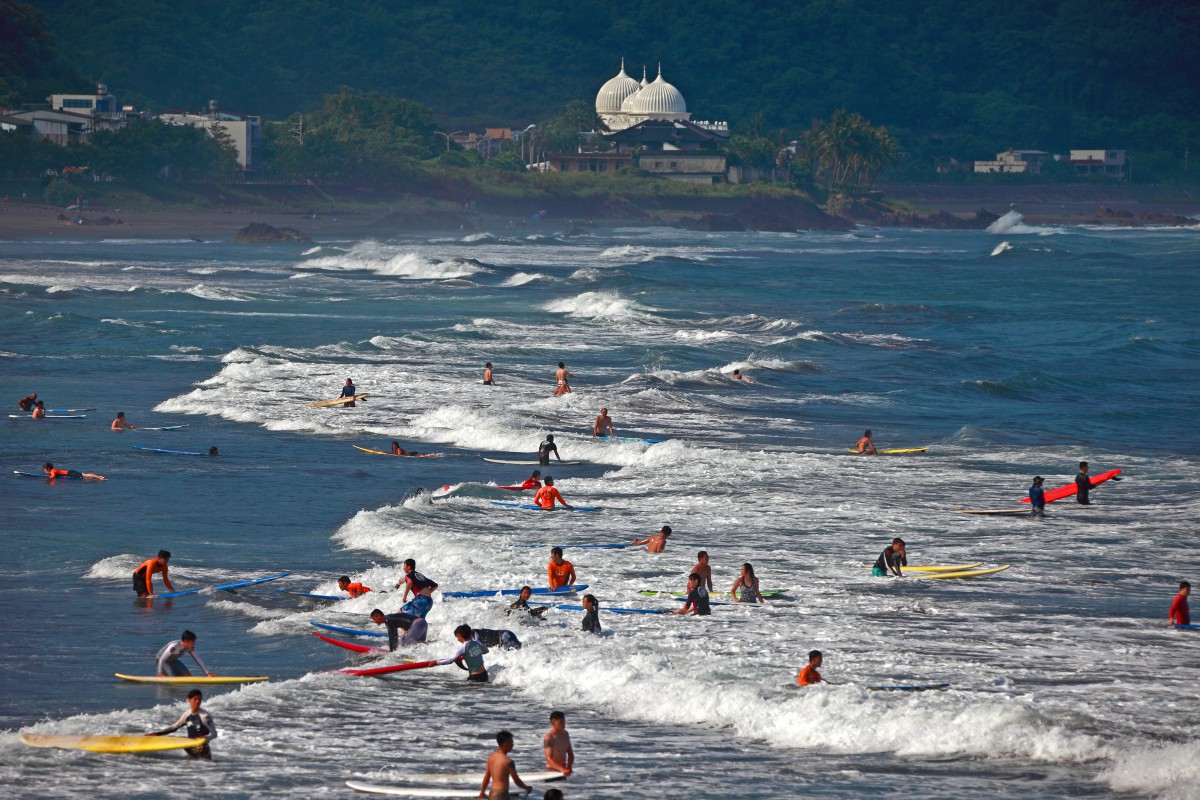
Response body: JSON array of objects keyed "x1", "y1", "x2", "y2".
[
  {"x1": 31, "y1": 400, "x2": 46, "y2": 419},
  {"x1": 731, "y1": 369, "x2": 753, "y2": 383},
  {"x1": 632, "y1": 525, "x2": 672, "y2": 553},
  {"x1": 390, "y1": 441, "x2": 421, "y2": 456},
  {"x1": 855, "y1": 429, "x2": 878, "y2": 455},
  {"x1": 483, "y1": 362, "x2": 496, "y2": 385},
  {"x1": 480, "y1": 730, "x2": 532, "y2": 799},
  {"x1": 547, "y1": 547, "x2": 576, "y2": 590},
  {"x1": 553, "y1": 362, "x2": 572, "y2": 396},
  {"x1": 111, "y1": 411, "x2": 137, "y2": 430},
  {"x1": 533, "y1": 476, "x2": 573, "y2": 510},
  {"x1": 543, "y1": 711, "x2": 574, "y2": 776},
  {"x1": 692, "y1": 550, "x2": 713, "y2": 592},
  {"x1": 593, "y1": 407, "x2": 615, "y2": 439},
  {"x1": 17, "y1": 392, "x2": 37, "y2": 411}
]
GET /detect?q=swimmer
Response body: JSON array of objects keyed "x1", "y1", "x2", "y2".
[
  {"x1": 208, "y1": 446, "x2": 219, "y2": 456},
  {"x1": 438, "y1": 624, "x2": 490, "y2": 683},
  {"x1": 538, "y1": 435, "x2": 563, "y2": 465},
  {"x1": 797, "y1": 649, "x2": 830, "y2": 686},
  {"x1": 547, "y1": 547, "x2": 576, "y2": 589},
  {"x1": 543, "y1": 711, "x2": 574, "y2": 776},
  {"x1": 855, "y1": 429, "x2": 877, "y2": 455},
  {"x1": 673, "y1": 572, "x2": 711, "y2": 616},
  {"x1": 533, "y1": 476, "x2": 573, "y2": 510},
  {"x1": 480, "y1": 730, "x2": 532, "y2": 799},
  {"x1": 731, "y1": 368, "x2": 753, "y2": 382},
  {"x1": 133, "y1": 549, "x2": 174, "y2": 597},
  {"x1": 593, "y1": 407, "x2": 615, "y2": 438},
  {"x1": 483, "y1": 362, "x2": 496, "y2": 385},
  {"x1": 149, "y1": 689, "x2": 216, "y2": 760},
  {"x1": 632, "y1": 525, "x2": 672, "y2": 553},
  {"x1": 337, "y1": 575, "x2": 372, "y2": 598},
  {"x1": 156, "y1": 630, "x2": 215, "y2": 677},
  {"x1": 111, "y1": 411, "x2": 137, "y2": 430},
  {"x1": 42, "y1": 462, "x2": 106, "y2": 480}
]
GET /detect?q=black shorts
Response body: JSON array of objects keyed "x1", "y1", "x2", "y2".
[
  {"x1": 467, "y1": 670, "x2": 489, "y2": 683},
  {"x1": 66, "y1": 470, "x2": 83, "y2": 478},
  {"x1": 133, "y1": 568, "x2": 148, "y2": 596}
]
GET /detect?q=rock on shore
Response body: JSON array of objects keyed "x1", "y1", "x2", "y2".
[{"x1": 233, "y1": 222, "x2": 312, "y2": 243}]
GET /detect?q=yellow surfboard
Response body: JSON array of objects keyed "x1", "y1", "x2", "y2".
[
  {"x1": 863, "y1": 563, "x2": 983, "y2": 572},
  {"x1": 21, "y1": 733, "x2": 204, "y2": 753},
  {"x1": 846, "y1": 447, "x2": 929, "y2": 455},
  {"x1": 910, "y1": 565, "x2": 1011, "y2": 580},
  {"x1": 114, "y1": 673, "x2": 268, "y2": 684},
  {"x1": 308, "y1": 393, "x2": 369, "y2": 408}
]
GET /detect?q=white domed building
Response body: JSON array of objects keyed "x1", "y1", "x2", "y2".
[{"x1": 598, "y1": 63, "x2": 696, "y2": 131}]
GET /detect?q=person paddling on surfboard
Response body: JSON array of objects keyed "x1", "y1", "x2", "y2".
[
  {"x1": 593, "y1": 407, "x2": 615, "y2": 439},
  {"x1": 157, "y1": 630, "x2": 216, "y2": 677},
  {"x1": 389, "y1": 441, "x2": 421, "y2": 456},
  {"x1": 438, "y1": 624, "x2": 490, "y2": 683},
  {"x1": 797, "y1": 650, "x2": 831, "y2": 686},
  {"x1": 43, "y1": 462, "x2": 106, "y2": 481},
  {"x1": 133, "y1": 549, "x2": 174, "y2": 597},
  {"x1": 543, "y1": 711, "x2": 574, "y2": 776},
  {"x1": 480, "y1": 730, "x2": 532, "y2": 798},
  {"x1": 1169, "y1": 581, "x2": 1191, "y2": 626},
  {"x1": 538, "y1": 434, "x2": 563, "y2": 465},
  {"x1": 1029, "y1": 476, "x2": 1046, "y2": 518},
  {"x1": 110, "y1": 411, "x2": 137, "y2": 431},
  {"x1": 632, "y1": 525, "x2": 672, "y2": 553},
  {"x1": 872, "y1": 538, "x2": 907, "y2": 577},
  {"x1": 337, "y1": 576, "x2": 372, "y2": 598},
  {"x1": 340, "y1": 377, "x2": 358, "y2": 407},
  {"x1": 547, "y1": 547, "x2": 576, "y2": 589},
  {"x1": 855, "y1": 429, "x2": 878, "y2": 455},
  {"x1": 149, "y1": 689, "x2": 216, "y2": 760},
  {"x1": 533, "y1": 476, "x2": 573, "y2": 510}
]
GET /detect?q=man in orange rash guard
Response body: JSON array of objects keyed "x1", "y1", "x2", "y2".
[
  {"x1": 547, "y1": 547, "x2": 576, "y2": 590},
  {"x1": 134, "y1": 549, "x2": 175, "y2": 597},
  {"x1": 337, "y1": 576, "x2": 371, "y2": 598},
  {"x1": 533, "y1": 476, "x2": 573, "y2": 510}
]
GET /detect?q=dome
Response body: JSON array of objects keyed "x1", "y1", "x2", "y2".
[
  {"x1": 595, "y1": 61, "x2": 641, "y2": 113},
  {"x1": 626, "y1": 70, "x2": 687, "y2": 115}
]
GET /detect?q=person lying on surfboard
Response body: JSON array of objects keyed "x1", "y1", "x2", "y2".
[
  {"x1": 337, "y1": 576, "x2": 372, "y2": 598},
  {"x1": 581, "y1": 594, "x2": 601, "y2": 634},
  {"x1": 438, "y1": 624, "x2": 490, "y2": 682},
  {"x1": 157, "y1": 630, "x2": 215, "y2": 677},
  {"x1": 149, "y1": 689, "x2": 216, "y2": 760},
  {"x1": 632, "y1": 525, "x2": 672, "y2": 553},
  {"x1": 43, "y1": 462, "x2": 106, "y2": 480},
  {"x1": 533, "y1": 476, "x2": 573, "y2": 510},
  {"x1": 855, "y1": 429, "x2": 877, "y2": 454},
  {"x1": 872, "y1": 538, "x2": 907, "y2": 577},
  {"x1": 340, "y1": 377, "x2": 358, "y2": 407},
  {"x1": 507, "y1": 586, "x2": 549, "y2": 619},
  {"x1": 389, "y1": 441, "x2": 421, "y2": 456}
]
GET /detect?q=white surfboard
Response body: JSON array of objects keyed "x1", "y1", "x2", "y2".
[
  {"x1": 482, "y1": 458, "x2": 582, "y2": 466},
  {"x1": 347, "y1": 772, "x2": 565, "y2": 797}
]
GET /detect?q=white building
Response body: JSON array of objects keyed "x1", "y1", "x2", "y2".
[
  {"x1": 974, "y1": 149, "x2": 1050, "y2": 174},
  {"x1": 158, "y1": 103, "x2": 261, "y2": 169},
  {"x1": 595, "y1": 60, "x2": 727, "y2": 134},
  {"x1": 1070, "y1": 149, "x2": 1125, "y2": 179}
]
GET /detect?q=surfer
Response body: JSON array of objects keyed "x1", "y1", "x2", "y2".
[
  {"x1": 593, "y1": 407, "x2": 615, "y2": 438},
  {"x1": 632, "y1": 525, "x2": 672, "y2": 553},
  {"x1": 533, "y1": 476, "x2": 573, "y2": 510},
  {"x1": 369, "y1": 608, "x2": 429, "y2": 650},
  {"x1": 731, "y1": 369, "x2": 754, "y2": 382},
  {"x1": 396, "y1": 558, "x2": 439, "y2": 602},
  {"x1": 337, "y1": 576, "x2": 372, "y2": 598},
  {"x1": 872, "y1": 538, "x2": 907, "y2": 577},
  {"x1": 797, "y1": 650, "x2": 829, "y2": 686},
  {"x1": 538, "y1": 434, "x2": 563, "y2": 465},
  {"x1": 133, "y1": 550, "x2": 174, "y2": 597},
  {"x1": 473, "y1": 627, "x2": 522, "y2": 650},
  {"x1": 692, "y1": 551, "x2": 714, "y2": 592},
  {"x1": 1029, "y1": 476, "x2": 1046, "y2": 517},
  {"x1": 208, "y1": 446, "x2": 220, "y2": 456},
  {"x1": 480, "y1": 730, "x2": 532, "y2": 798},
  {"x1": 1075, "y1": 461, "x2": 1095, "y2": 504},
  {"x1": 673, "y1": 573, "x2": 711, "y2": 615},
  {"x1": 42, "y1": 462, "x2": 106, "y2": 480},
  {"x1": 731, "y1": 562, "x2": 765, "y2": 604},
  {"x1": 390, "y1": 441, "x2": 419, "y2": 456},
  {"x1": 32, "y1": 400, "x2": 46, "y2": 419},
  {"x1": 855, "y1": 429, "x2": 878, "y2": 455},
  {"x1": 547, "y1": 547, "x2": 576, "y2": 589},
  {"x1": 17, "y1": 392, "x2": 36, "y2": 411},
  {"x1": 150, "y1": 689, "x2": 217, "y2": 760},
  {"x1": 110, "y1": 411, "x2": 137, "y2": 430},
  {"x1": 439, "y1": 624, "x2": 490, "y2": 683},
  {"x1": 483, "y1": 362, "x2": 496, "y2": 385},
  {"x1": 554, "y1": 361, "x2": 573, "y2": 397},
  {"x1": 516, "y1": 470, "x2": 543, "y2": 490},
  {"x1": 340, "y1": 377, "x2": 358, "y2": 407},
  {"x1": 156, "y1": 630, "x2": 215, "y2": 677},
  {"x1": 543, "y1": 711, "x2": 574, "y2": 776},
  {"x1": 1169, "y1": 581, "x2": 1191, "y2": 626},
  {"x1": 581, "y1": 594, "x2": 601, "y2": 633},
  {"x1": 508, "y1": 586, "x2": 548, "y2": 619}
]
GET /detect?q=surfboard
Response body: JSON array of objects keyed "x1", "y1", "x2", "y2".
[
  {"x1": 308, "y1": 393, "x2": 369, "y2": 408},
  {"x1": 114, "y1": 673, "x2": 269, "y2": 684},
  {"x1": 533, "y1": 602, "x2": 667, "y2": 615},
  {"x1": 352, "y1": 445, "x2": 442, "y2": 458},
  {"x1": 490, "y1": 501, "x2": 599, "y2": 512},
  {"x1": 1021, "y1": 468, "x2": 1122, "y2": 504},
  {"x1": 404, "y1": 771, "x2": 566, "y2": 784},
  {"x1": 156, "y1": 571, "x2": 290, "y2": 599},
  {"x1": 139, "y1": 425, "x2": 189, "y2": 431},
  {"x1": 313, "y1": 632, "x2": 389, "y2": 654},
  {"x1": 277, "y1": 589, "x2": 344, "y2": 600},
  {"x1": 846, "y1": 447, "x2": 929, "y2": 454},
  {"x1": 48, "y1": 408, "x2": 96, "y2": 413},
  {"x1": 346, "y1": 783, "x2": 483, "y2": 798},
  {"x1": 638, "y1": 588, "x2": 788, "y2": 597},
  {"x1": 311, "y1": 621, "x2": 388, "y2": 638},
  {"x1": 8, "y1": 414, "x2": 86, "y2": 419},
  {"x1": 868, "y1": 683, "x2": 950, "y2": 692},
  {"x1": 13, "y1": 470, "x2": 101, "y2": 479},
  {"x1": 520, "y1": 543, "x2": 628, "y2": 549},
  {"x1": 909, "y1": 565, "x2": 1011, "y2": 579},
  {"x1": 1173, "y1": 624, "x2": 1198, "y2": 630},
  {"x1": 340, "y1": 659, "x2": 438, "y2": 676},
  {"x1": 20, "y1": 733, "x2": 204, "y2": 754},
  {"x1": 605, "y1": 435, "x2": 665, "y2": 444},
  {"x1": 954, "y1": 509, "x2": 1031, "y2": 516},
  {"x1": 483, "y1": 458, "x2": 582, "y2": 466},
  {"x1": 861, "y1": 564, "x2": 984, "y2": 573},
  {"x1": 441, "y1": 584, "x2": 587, "y2": 599},
  {"x1": 132, "y1": 446, "x2": 208, "y2": 456}
]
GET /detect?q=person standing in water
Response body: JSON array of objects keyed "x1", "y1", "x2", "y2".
[
  {"x1": 533, "y1": 476, "x2": 573, "y2": 510},
  {"x1": 1075, "y1": 461, "x2": 1095, "y2": 504},
  {"x1": 1169, "y1": 581, "x2": 1191, "y2": 626},
  {"x1": 554, "y1": 362, "x2": 572, "y2": 396},
  {"x1": 797, "y1": 650, "x2": 830, "y2": 686},
  {"x1": 547, "y1": 547, "x2": 577, "y2": 589},
  {"x1": 538, "y1": 434, "x2": 563, "y2": 465},
  {"x1": 593, "y1": 407, "x2": 615, "y2": 439},
  {"x1": 543, "y1": 711, "x2": 574, "y2": 776},
  {"x1": 340, "y1": 378, "x2": 358, "y2": 407},
  {"x1": 1029, "y1": 476, "x2": 1046, "y2": 518},
  {"x1": 632, "y1": 525, "x2": 672, "y2": 553},
  {"x1": 731, "y1": 562, "x2": 765, "y2": 604},
  {"x1": 111, "y1": 411, "x2": 137, "y2": 430},
  {"x1": 133, "y1": 550, "x2": 174, "y2": 597},
  {"x1": 480, "y1": 730, "x2": 532, "y2": 799},
  {"x1": 673, "y1": 573, "x2": 711, "y2": 616},
  {"x1": 872, "y1": 538, "x2": 907, "y2": 577},
  {"x1": 149, "y1": 689, "x2": 217, "y2": 760},
  {"x1": 483, "y1": 362, "x2": 496, "y2": 385},
  {"x1": 692, "y1": 551, "x2": 713, "y2": 592},
  {"x1": 856, "y1": 429, "x2": 877, "y2": 454},
  {"x1": 17, "y1": 392, "x2": 37, "y2": 411},
  {"x1": 581, "y1": 594, "x2": 601, "y2": 634},
  {"x1": 438, "y1": 624, "x2": 490, "y2": 683}
]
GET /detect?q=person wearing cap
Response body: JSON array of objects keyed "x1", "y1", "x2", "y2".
[
  {"x1": 632, "y1": 525, "x2": 672, "y2": 553},
  {"x1": 1029, "y1": 476, "x2": 1046, "y2": 518}
]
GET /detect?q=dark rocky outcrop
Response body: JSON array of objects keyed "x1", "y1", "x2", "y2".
[
  {"x1": 828, "y1": 195, "x2": 997, "y2": 229},
  {"x1": 691, "y1": 213, "x2": 746, "y2": 232},
  {"x1": 233, "y1": 222, "x2": 311, "y2": 243}
]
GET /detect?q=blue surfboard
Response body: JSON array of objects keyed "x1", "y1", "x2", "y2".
[
  {"x1": 133, "y1": 446, "x2": 208, "y2": 456},
  {"x1": 156, "y1": 571, "x2": 290, "y2": 599},
  {"x1": 277, "y1": 589, "x2": 344, "y2": 600},
  {"x1": 1174, "y1": 623, "x2": 1199, "y2": 630},
  {"x1": 48, "y1": 408, "x2": 96, "y2": 413},
  {"x1": 605, "y1": 436, "x2": 665, "y2": 444},
  {"x1": 518, "y1": 543, "x2": 628, "y2": 550},
  {"x1": 441, "y1": 584, "x2": 588, "y2": 599},
  {"x1": 310, "y1": 621, "x2": 388, "y2": 638},
  {"x1": 490, "y1": 501, "x2": 599, "y2": 512}
]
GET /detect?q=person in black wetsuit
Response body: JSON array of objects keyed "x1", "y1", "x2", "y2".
[
  {"x1": 340, "y1": 378, "x2": 358, "y2": 407},
  {"x1": 581, "y1": 594, "x2": 601, "y2": 633},
  {"x1": 473, "y1": 627, "x2": 522, "y2": 650},
  {"x1": 1075, "y1": 461, "x2": 1092, "y2": 504},
  {"x1": 369, "y1": 608, "x2": 428, "y2": 651},
  {"x1": 150, "y1": 689, "x2": 217, "y2": 759},
  {"x1": 538, "y1": 434, "x2": 562, "y2": 466},
  {"x1": 673, "y1": 573, "x2": 711, "y2": 616},
  {"x1": 508, "y1": 586, "x2": 548, "y2": 619},
  {"x1": 872, "y1": 538, "x2": 907, "y2": 577}
]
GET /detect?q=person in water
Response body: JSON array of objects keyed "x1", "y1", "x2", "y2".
[
  {"x1": 208, "y1": 446, "x2": 219, "y2": 456},
  {"x1": 692, "y1": 550, "x2": 713, "y2": 592},
  {"x1": 480, "y1": 730, "x2": 532, "y2": 799},
  {"x1": 554, "y1": 361, "x2": 573, "y2": 396},
  {"x1": 516, "y1": 470, "x2": 542, "y2": 490},
  {"x1": 396, "y1": 558, "x2": 438, "y2": 603},
  {"x1": 674, "y1": 573, "x2": 711, "y2": 616},
  {"x1": 731, "y1": 368, "x2": 753, "y2": 382},
  {"x1": 543, "y1": 711, "x2": 574, "y2": 776},
  {"x1": 483, "y1": 362, "x2": 496, "y2": 385},
  {"x1": 110, "y1": 411, "x2": 137, "y2": 430},
  {"x1": 473, "y1": 627, "x2": 522, "y2": 650},
  {"x1": 508, "y1": 586, "x2": 548, "y2": 619},
  {"x1": 337, "y1": 576, "x2": 372, "y2": 598},
  {"x1": 533, "y1": 476, "x2": 573, "y2": 510},
  {"x1": 42, "y1": 462, "x2": 105, "y2": 480},
  {"x1": 340, "y1": 377, "x2": 358, "y2": 406},
  {"x1": 157, "y1": 630, "x2": 215, "y2": 677},
  {"x1": 31, "y1": 400, "x2": 46, "y2": 419},
  {"x1": 133, "y1": 549, "x2": 174, "y2": 597},
  {"x1": 438, "y1": 624, "x2": 490, "y2": 683},
  {"x1": 1029, "y1": 476, "x2": 1046, "y2": 517},
  {"x1": 547, "y1": 547, "x2": 576, "y2": 589},
  {"x1": 856, "y1": 429, "x2": 878, "y2": 455},
  {"x1": 1169, "y1": 581, "x2": 1191, "y2": 626},
  {"x1": 797, "y1": 650, "x2": 829, "y2": 686},
  {"x1": 150, "y1": 689, "x2": 217, "y2": 760},
  {"x1": 17, "y1": 392, "x2": 37, "y2": 411},
  {"x1": 390, "y1": 441, "x2": 420, "y2": 456},
  {"x1": 872, "y1": 538, "x2": 907, "y2": 577},
  {"x1": 1075, "y1": 461, "x2": 1095, "y2": 504},
  {"x1": 731, "y1": 562, "x2": 765, "y2": 604},
  {"x1": 632, "y1": 525, "x2": 672, "y2": 553},
  {"x1": 369, "y1": 608, "x2": 429, "y2": 650},
  {"x1": 593, "y1": 407, "x2": 615, "y2": 438},
  {"x1": 581, "y1": 594, "x2": 601, "y2": 634},
  {"x1": 538, "y1": 434, "x2": 563, "y2": 465}
]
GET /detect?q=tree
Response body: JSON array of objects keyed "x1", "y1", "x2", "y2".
[
  {"x1": 804, "y1": 109, "x2": 896, "y2": 191},
  {"x1": 539, "y1": 100, "x2": 608, "y2": 154}
]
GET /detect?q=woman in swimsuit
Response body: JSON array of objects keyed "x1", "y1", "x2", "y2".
[{"x1": 730, "y1": 562, "x2": 764, "y2": 604}]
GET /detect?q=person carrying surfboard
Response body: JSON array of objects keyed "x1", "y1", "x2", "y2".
[
  {"x1": 337, "y1": 576, "x2": 372, "y2": 598},
  {"x1": 42, "y1": 462, "x2": 106, "y2": 481},
  {"x1": 1029, "y1": 476, "x2": 1046, "y2": 517},
  {"x1": 547, "y1": 548, "x2": 576, "y2": 589},
  {"x1": 797, "y1": 650, "x2": 830, "y2": 686},
  {"x1": 543, "y1": 711, "x2": 574, "y2": 776},
  {"x1": 593, "y1": 407, "x2": 615, "y2": 438},
  {"x1": 538, "y1": 434, "x2": 564, "y2": 465},
  {"x1": 480, "y1": 730, "x2": 532, "y2": 798},
  {"x1": 632, "y1": 525, "x2": 672, "y2": 553},
  {"x1": 533, "y1": 477, "x2": 573, "y2": 510},
  {"x1": 1169, "y1": 581, "x2": 1191, "y2": 626},
  {"x1": 149, "y1": 689, "x2": 217, "y2": 760},
  {"x1": 872, "y1": 538, "x2": 907, "y2": 577},
  {"x1": 340, "y1": 377, "x2": 358, "y2": 407},
  {"x1": 438, "y1": 624, "x2": 490, "y2": 683},
  {"x1": 157, "y1": 630, "x2": 215, "y2": 677},
  {"x1": 855, "y1": 429, "x2": 878, "y2": 454},
  {"x1": 110, "y1": 411, "x2": 137, "y2": 430},
  {"x1": 133, "y1": 549, "x2": 174, "y2": 597}
]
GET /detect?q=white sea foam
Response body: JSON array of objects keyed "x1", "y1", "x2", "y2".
[
  {"x1": 1103, "y1": 740, "x2": 1200, "y2": 797},
  {"x1": 500, "y1": 272, "x2": 546, "y2": 287},
  {"x1": 990, "y1": 241, "x2": 1013, "y2": 256},
  {"x1": 182, "y1": 283, "x2": 252, "y2": 302},
  {"x1": 301, "y1": 241, "x2": 490, "y2": 280},
  {"x1": 542, "y1": 290, "x2": 656, "y2": 321}
]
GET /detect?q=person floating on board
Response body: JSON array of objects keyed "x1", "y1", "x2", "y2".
[
  {"x1": 533, "y1": 476, "x2": 573, "y2": 510},
  {"x1": 340, "y1": 377, "x2": 358, "y2": 407},
  {"x1": 480, "y1": 730, "x2": 532, "y2": 798},
  {"x1": 543, "y1": 710, "x2": 574, "y2": 776},
  {"x1": 516, "y1": 470, "x2": 543, "y2": 491},
  {"x1": 593, "y1": 407, "x2": 615, "y2": 439},
  {"x1": 731, "y1": 368, "x2": 754, "y2": 383},
  {"x1": 872, "y1": 538, "x2": 907, "y2": 577},
  {"x1": 632, "y1": 525, "x2": 672, "y2": 553},
  {"x1": 31, "y1": 400, "x2": 46, "y2": 419},
  {"x1": 110, "y1": 411, "x2": 137, "y2": 430},
  {"x1": 396, "y1": 558, "x2": 439, "y2": 604},
  {"x1": 337, "y1": 576, "x2": 372, "y2": 598},
  {"x1": 1169, "y1": 581, "x2": 1191, "y2": 626},
  {"x1": 17, "y1": 392, "x2": 37, "y2": 411},
  {"x1": 157, "y1": 630, "x2": 215, "y2": 677},
  {"x1": 42, "y1": 462, "x2": 106, "y2": 481},
  {"x1": 547, "y1": 547, "x2": 576, "y2": 589},
  {"x1": 439, "y1": 624, "x2": 490, "y2": 683},
  {"x1": 389, "y1": 441, "x2": 421, "y2": 456},
  {"x1": 1029, "y1": 476, "x2": 1046, "y2": 518},
  {"x1": 581, "y1": 594, "x2": 601, "y2": 633},
  {"x1": 731, "y1": 562, "x2": 765, "y2": 604},
  {"x1": 508, "y1": 586, "x2": 548, "y2": 619},
  {"x1": 133, "y1": 549, "x2": 174, "y2": 597},
  {"x1": 369, "y1": 608, "x2": 429, "y2": 650},
  {"x1": 554, "y1": 361, "x2": 573, "y2": 396},
  {"x1": 855, "y1": 429, "x2": 878, "y2": 455},
  {"x1": 674, "y1": 573, "x2": 711, "y2": 616},
  {"x1": 797, "y1": 650, "x2": 830, "y2": 686},
  {"x1": 149, "y1": 689, "x2": 217, "y2": 760},
  {"x1": 692, "y1": 550, "x2": 714, "y2": 592},
  {"x1": 538, "y1": 434, "x2": 563, "y2": 465},
  {"x1": 483, "y1": 362, "x2": 496, "y2": 385},
  {"x1": 473, "y1": 627, "x2": 522, "y2": 650}
]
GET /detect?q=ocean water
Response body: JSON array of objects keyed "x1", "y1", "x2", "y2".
[{"x1": 1, "y1": 212, "x2": 1198, "y2": 798}]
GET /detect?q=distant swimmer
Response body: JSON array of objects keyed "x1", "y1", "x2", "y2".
[
  {"x1": 438, "y1": 624, "x2": 490, "y2": 683},
  {"x1": 1029, "y1": 476, "x2": 1046, "y2": 518},
  {"x1": 340, "y1": 377, "x2": 358, "y2": 407},
  {"x1": 872, "y1": 537, "x2": 907, "y2": 577},
  {"x1": 111, "y1": 411, "x2": 137, "y2": 430},
  {"x1": 483, "y1": 362, "x2": 496, "y2": 385},
  {"x1": 554, "y1": 361, "x2": 573, "y2": 396},
  {"x1": 369, "y1": 608, "x2": 429, "y2": 650},
  {"x1": 390, "y1": 441, "x2": 420, "y2": 456},
  {"x1": 17, "y1": 392, "x2": 37, "y2": 411},
  {"x1": 533, "y1": 476, "x2": 573, "y2": 510},
  {"x1": 337, "y1": 575, "x2": 372, "y2": 598},
  {"x1": 473, "y1": 627, "x2": 522, "y2": 650},
  {"x1": 208, "y1": 446, "x2": 220, "y2": 456},
  {"x1": 581, "y1": 594, "x2": 601, "y2": 634},
  {"x1": 593, "y1": 407, "x2": 615, "y2": 438},
  {"x1": 157, "y1": 630, "x2": 215, "y2": 677},
  {"x1": 538, "y1": 434, "x2": 563, "y2": 465},
  {"x1": 480, "y1": 730, "x2": 532, "y2": 798},
  {"x1": 692, "y1": 550, "x2": 714, "y2": 592},
  {"x1": 149, "y1": 689, "x2": 216, "y2": 760},
  {"x1": 133, "y1": 549, "x2": 174, "y2": 597},
  {"x1": 632, "y1": 525, "x2": 672, "y2": 553},
  {"x1": 31, "y1": 400, "x2": 46, "y2": 419},
  {"x1": 673, "y1": 572, "x2": 711, "y2": 616},
  {"x1": 547, "y1": 547, "x2": 576, "y2": 589},
  {"x1": 796, "y1": 650, "x2": 830, "y2": 686},
  {"x1": 731, "y1": 562, "x2": 765, "y2": 604},
  {"x1": 508, "y1": 585, "x2": 548, "y2": 619},
  {"x1": 731, "y1": 369, "x2": 754, "y2": 383},
  {"x1": 543, "y1": 711, "x2": 574, "y2": 776},
  {"x1": 43, "y1": 462, "x2": 106, "y2": 480},
  {"x1": 855, "y1": 429, "x2": 878, "y2": 455},
  {"x1": 516, "y1": 470, "x2": 543, "y2": 490},
  {"x1": 395, "y1": 558, "x2": 439, "y2": 603},
  {"x1": 1170, "y1": 581, "x2": 1191, "y2": 626}
]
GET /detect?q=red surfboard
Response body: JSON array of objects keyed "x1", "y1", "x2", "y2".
[
  {"x1": 313, "y1": 632, "x2": 387, "y2": 655},
  {"x1": 1022, "y1": 468, "x2": 1122, "y2": 504},
  {"x1": 340, "y1": 659, "x2": 439, "y2": 676}
]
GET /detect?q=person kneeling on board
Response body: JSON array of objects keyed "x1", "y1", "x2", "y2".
[
  {"x1": 369, "y1": 608, "x2": 429, "y2": 651},
  {"x1": 872, "y1": 538, "x2": 907, "y2": 577},
  {"x1": 473, "y1": 627, "x2": 522, "y2": 650},
  {"x1": 438, "y1": 624, "x2": 490, "y2": 682},
  {"x1": 534, "y1": 476, "x2": 573, "y2": 510},
  {"x1": 508, "y1": 586, "x2": 548, "y2": 619},
  {"x1": 149, "y1": 689, "x2": 217, "y2": 760},
  {"x1": 673, "y1": 573, "x2": 711, "y2": 616},
  {"x1": 133, "y1": 549, "x2": 174, "y2": 597},
  {"x1": 337, "y1": 576, "x2": 372, "y2": 598},
  {"x1": 157, "y1": 630, "x2": 215, "y2": 677},
  {"x1": 796, "y1": 650, "x2": 831, "y2": 686}
]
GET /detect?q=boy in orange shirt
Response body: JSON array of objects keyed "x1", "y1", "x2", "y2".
[
  {"x1": 547, "y1": 547, "x2": 576, "y2": 590},
  {"x1": 797, "y1": 650, "x2": 830, "y2": 686},
  {"x1": 533, "y1": 476, "x2": 573, "y2": 510}
]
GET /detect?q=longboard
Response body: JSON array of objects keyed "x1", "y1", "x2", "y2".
[
  {"x1": 311, "y1": 621, "x2": 388, "y2": 638},
  {"x1": 352, "y1": 445, "x2": 441, "y2": 458},
  {"x1": 520, "y1": 543, "x2": 628, "y2": 549},
  {"x1": 441, "y1": 584, "x2": 587, "y2": 599},
  {"x1": 340, "y1": 659, "x2": 438, "y2": 676},
  {"x1": 604, "y1": 435, "x2": 665, "y2": 444},
  {"x1": 908, "y1": 565, "x2": 1011, "y2": 580},
  {"x1": 869, "y1": 683, "x2": 950, "y2": 692},
  {"x1": 861, "y1": 564, "x2": 984, "y2": 573},
  {"x1": 20, "y1": 733, "x2": 203, "y2": 754},
  {"x1": 156, "y1": 571, "x2": 290, "y2": 599},
  {"x1": 308, "y1": 393, "x2": 369, "y2": 408},
  {"x1": 490, "y1": 501, "x2": 598, "y2": 512},
  {"x1": 639, "y1": 588, "x2": 788, "y2": 597},
  {"x1": 533, "y1": 602, "x2": 667, "y2": 615},
  {"x1": 133, "y1": 446, "x2": 207, "y2": 456},
  {"x1": 8, "y1": 414, "x2": 85, "y2": 419},
  {"x1": 483, "y1": 458, "x2": 581, "y2": 466},
  {"x1": 48, "y1": 408, "x2": 96, "y2": 413},
  {"x1": 347, "y1": 772, "x2": 566, "y2": 796},
  {"x1": 138, "y1": 425, "x2": 189, "y2": 431},
  {"x1": 1022, "y1": 468, "x2": 1122, "y2": 504},
  {"x1": 1173, "y1": 624, "x2": 1198, "y2": 630},
  {"x1": 114, "y1": 673, "x2": 268, "y2": 684},
  {"x1": 13, "y1": 470, "x2": 102, "y2": 480},
  {"x1": 954, "y1": 509, "x2": 1030, "y2": 516},
  {"x1": 313, "y1": 632, "x2": 388, "y2": 654},
  {"x1": 846, "y1": 447, "x2": 929, "y2": 454},
  {"x1": 405, "y1": 771, "x2": 566, "y2": 784},
  {"x1": 277, "y1": 589, "x2": 344, "y2": 600}
]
